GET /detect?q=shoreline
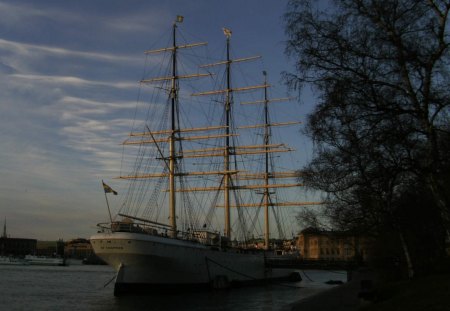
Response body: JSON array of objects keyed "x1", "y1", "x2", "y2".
[{"x1": 283, "y1": 268, "x2": 376, "y2": 311}]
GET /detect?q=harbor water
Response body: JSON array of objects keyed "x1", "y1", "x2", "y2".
[{"x1": 0, "y1": 264, "x2": 346, "y2": 310}]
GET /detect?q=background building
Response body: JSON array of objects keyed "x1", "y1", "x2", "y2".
[
  {"x1": 36, "y1": 239, "x2": 65, "y2": 257},
  {"x1": 1, "y1": 219, "x2": 37, "y2": 256},
  {"x1": 0, "y1": 236, "x2": 37, "y2": 256},
  {"x1": 297, "y1": 227, "x2": 370, "y2": 262},
  {"x1": 64, "y1": 238, "x2": 94, "y2": 260}
]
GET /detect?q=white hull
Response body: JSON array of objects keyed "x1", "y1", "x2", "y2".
[{"x1": 90, "y1": 232, "x2": 297, "y2": 295}]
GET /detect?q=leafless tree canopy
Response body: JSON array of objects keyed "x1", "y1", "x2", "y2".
[{"x1": 284, "y1": 0, "x2": 450, "y2": 270}]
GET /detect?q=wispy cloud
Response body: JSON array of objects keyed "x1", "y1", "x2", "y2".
[
  {"x1": 0, "y1": 1, "x2": 173, "y2": 239},
  {"x1": 0, "y1": 0, "x2": 302, "y2": 240},
  {"x1": 0, "y1": 2, "x2": 75, "y2": 26},
  {"x1": 10, "y1": 73, "x2": 137, "y2": 89},
  {"x1": 0, "y1": 38, "x2": 137, "y2": 64},
  {"x1": 59, "y1": 96, "x2": 137, "y2": 116},
  {"x1": 0, "y1": 1, "x2": 167, "y2": 37}
]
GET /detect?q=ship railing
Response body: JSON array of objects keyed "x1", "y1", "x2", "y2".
[
  {"x1": 96, "y1": 221, "x2": 223, "y2": 246},
  {"x1": 96, "y1": 222, "x2": 299, "y2": 252},
  {"x1": 96, "y1": 221, "x2": 166, "y2": 235},
  {"x1": 96, "y1": 222, "x2": 112, "y2": 232}
]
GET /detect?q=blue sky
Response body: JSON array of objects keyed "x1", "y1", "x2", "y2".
[{"x1": 0, "y1": 0, "x2": 315, "y2": 240}]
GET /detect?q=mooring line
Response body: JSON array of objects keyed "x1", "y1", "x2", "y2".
[
  {"x1": 103, "y1": 274, "x2": 116, "y2": 288},
  {"x1": 206, "y1": 256, "x2": 256, "y2": 280},
  {"x1": 301, "y1": 270, "x2": 314, "y2": 282}
]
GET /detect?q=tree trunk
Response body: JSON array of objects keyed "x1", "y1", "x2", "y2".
[{"x1": 399, "y1": 230, "x2": 414, "y2": 279}]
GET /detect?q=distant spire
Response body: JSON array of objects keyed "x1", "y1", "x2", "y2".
[{"x1": 2, "y1": 217, "x2": 6, "y2": 238}]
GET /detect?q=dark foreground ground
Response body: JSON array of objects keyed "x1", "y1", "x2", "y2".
[{"x1": 283, "y1": 269, "x2": 450, "y2": 311}]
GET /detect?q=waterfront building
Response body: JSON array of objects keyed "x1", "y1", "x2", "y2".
[
  {"x1": 0, "y1": 219, "x2": 37, "y2": 256},
  {"x1": 64, "y1": 238, "x2": 94, "y2": 259},
  {"x1": 36, "y1": 239, "x2": 65, "y2": 257},
  {"x1": 297, "y1": 227, "x2": 369, "y2": 261},
  {"x1": 0, "y1": 237, "x2": 37, "y2": 256}
]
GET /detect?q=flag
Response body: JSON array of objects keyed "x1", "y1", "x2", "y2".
[
  {"x1": 222, "y1": 27, "x2": 232, "y2": 38},
  {"x1": 102, "y1": 181, "x2": 117, "y2": 195},
  {"x1": 176, "y1": 15, "x2": 184, "y2": 23}
]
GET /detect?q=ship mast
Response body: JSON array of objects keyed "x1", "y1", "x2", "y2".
[
  {"x1": 239, "y1": 74, "x2": 325, "y2": 250},
  {"x1": 118, "y1": 21, "x2": 322, "y2": 245},
  {"x1": 169, "y1": 19, "x2": 178, "y2": 237},
  {"x1": 263, "y1": 71, "x2": 271, "y2": 249},
  {"x1": 224, "y1": 28, "x2": 232, "y2": 239},
  {"x1": 119, "y1": 16, "x2": 209, "y2": 237},
  {"x1": 189, "y1": 28, "x2": 266, "y2": 241}
]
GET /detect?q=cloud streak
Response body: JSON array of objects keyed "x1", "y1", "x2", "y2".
[
  {"x1": 10, "y1": 73, "x2": 137, "y2": 89},
  {"x1": 0, "y1": 38, "x2": 138, "y2": 64},
  {"x1": 0, "y1": 0, "x2": 303, "y2": 240}
]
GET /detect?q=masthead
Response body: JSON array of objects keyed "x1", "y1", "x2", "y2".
[{"x1": 222, "y1": 27, "x2": 232, "y2": 38}]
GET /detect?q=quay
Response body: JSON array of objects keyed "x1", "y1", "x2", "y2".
[
  {"x1": 266, "y1": 258, "x2": 359, "y2": 271},
  {"x1": 282, "y1": 268, "x2": 377, "y2": 311},
  {"x1": 284, "y1": 269, "x2": 450, "y2": 311}
]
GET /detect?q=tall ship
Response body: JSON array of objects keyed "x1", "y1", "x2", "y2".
[{"x1": 90, "y1": 17, "x2": 318, "y2": 296}]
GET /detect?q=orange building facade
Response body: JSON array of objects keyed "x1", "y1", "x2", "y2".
[{"x1": 297, "y1": 227, "x2": 370, "y2": 261}]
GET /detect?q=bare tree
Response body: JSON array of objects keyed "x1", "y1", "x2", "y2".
[{"x1": 285, "y1": 0, "x2": 450, "y2": 275}]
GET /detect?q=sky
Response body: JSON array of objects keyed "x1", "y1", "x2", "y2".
[{"x1": 0, "y1": 0, "x2": 316, "y2": 240}]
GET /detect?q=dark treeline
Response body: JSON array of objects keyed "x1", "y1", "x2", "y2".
[{"x1": 284, "y1": 0, "x2": 450, "y2": 278}]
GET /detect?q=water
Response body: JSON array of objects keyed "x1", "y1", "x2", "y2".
[{"x1": 0, "y1": 265, "x2": 346, "y2": 310}]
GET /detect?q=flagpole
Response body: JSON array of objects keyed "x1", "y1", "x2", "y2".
[{"x1": 102, "y1": 180, "x2": 113, "y2": 224}]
